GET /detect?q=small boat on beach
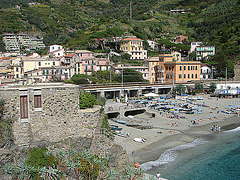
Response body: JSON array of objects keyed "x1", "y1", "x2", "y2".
[
  {"x1": 114, "y1": 120, "x2": 127, "y2": 124},
  {"x1": 110, "y1": 125, "x2": 123, "y2": 131}
]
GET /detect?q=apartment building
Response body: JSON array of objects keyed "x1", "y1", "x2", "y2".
[
  {"x1": 200, "y1": 64, "x2": 214, "y2": 80},
  {"x1": 155, "y1": 53, "x2": 201, "y2": 83},
  {"x1": 120, "y1": 36, "x2": 147, "y2": 60},
  {"x1": 2, "y1": 34, "x2": 20, "y2": 52},
  {"x1": 2, "y1": 34, "x2": 45, "y2": 52},
  {"x1": 143, "y1": 57, "x2": 159, "y2": 84},
  {"x1": 196, "y1": 45, "x2": 215, "y2": 60}
]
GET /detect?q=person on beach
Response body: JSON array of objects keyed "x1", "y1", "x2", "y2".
[{"x1": 156, "y1": 172, "x2": 161, "y2": 179}]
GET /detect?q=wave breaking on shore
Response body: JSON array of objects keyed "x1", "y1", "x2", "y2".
[
  {"x1": 140, "y1": 138, "x2": 207, "y2": 171},
  {"x1": 224, "y1": 126, "x2": 240, "y2": 133}
]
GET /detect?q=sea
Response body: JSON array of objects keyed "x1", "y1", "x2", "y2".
[{"x1": 141, "y1": 126, "x2": 240, "y2": 180}]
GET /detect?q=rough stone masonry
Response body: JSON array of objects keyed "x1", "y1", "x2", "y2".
[{"x1": 0, "y1": 83, "x2": 100, "y2": 146}]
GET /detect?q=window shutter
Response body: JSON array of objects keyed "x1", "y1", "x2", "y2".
[{"x1": 20, "y1": 96, "x2": 28, "y2": 119}]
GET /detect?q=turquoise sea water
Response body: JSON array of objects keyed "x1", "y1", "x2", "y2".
[{"x1": 141, "y1": 126, "x2": 240, "y2": 180}]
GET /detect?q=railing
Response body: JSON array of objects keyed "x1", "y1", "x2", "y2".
[{"x1": 105, "y1": 104, "x2": 146, "y2": 112}]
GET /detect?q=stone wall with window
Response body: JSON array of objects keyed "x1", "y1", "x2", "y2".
[{"x1": 0, "y1": 83, "x2": 99, "y2": 146}]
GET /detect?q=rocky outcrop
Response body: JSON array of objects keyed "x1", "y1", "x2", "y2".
[{"x1": 90, "y1": 134, "x2": 132, "y2": 171}]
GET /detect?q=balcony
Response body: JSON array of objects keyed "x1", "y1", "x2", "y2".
[{"x1": 85, "y1": 68, "x2": 93, "y2": 72}]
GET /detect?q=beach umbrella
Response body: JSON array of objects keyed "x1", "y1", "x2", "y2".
[
  {"x1": 170, "y1": 109, "x2": 174, "y2": 111},
  {"x1": 144, "y1": 92, "x2": 160, "y2": 98},
  {"x1": 192, "y1": 106, "x2": 198, "y2": 110}
]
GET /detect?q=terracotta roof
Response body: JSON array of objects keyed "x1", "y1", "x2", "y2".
[
  {"x1": 0, "y1": 57, "x2": 10, "y2": 60},
  {"x1": 122, "y1": 37, "x2": 143, "y2": 41},
  {"x1": 65, "y1": 53, "x2": 75, "y2": 58}
]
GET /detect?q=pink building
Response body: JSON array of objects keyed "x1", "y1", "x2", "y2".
[
  {"x1": 96, "y1": 58, "x2": 109, "y2": 71},
  {"x1": 75, "y1": 50, "x2": 95, "y2": 75}
]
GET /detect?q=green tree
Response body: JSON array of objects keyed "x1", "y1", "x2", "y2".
[
  {"x1": 97, "y1": 96, "x2": 106, "y2": 107},
  {"x1": 79, "y1": 90, "x2": 97, "y2": 109},
  {"x1": 71, "y1": 74, "x2": 89, "y2": 85},
  {"x1": 175, "y1": 84, "x2": 186, "y2": 95},
  {"x1": 189, "y1": 52, "x2": 196, "y2": 61},
  {"x1": 210, "y1": 82, "x2": 217, "y2": 92},
  {"x1": 115, "y1": 68, "x2": 146, "y2": 83},
  {"x1": 195, "y1": 83, "x2": 203, "y2": 92}
]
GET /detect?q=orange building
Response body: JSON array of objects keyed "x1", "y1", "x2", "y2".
[{"x1": 155, "y1": 54, "x2": 201, "y2": 84}]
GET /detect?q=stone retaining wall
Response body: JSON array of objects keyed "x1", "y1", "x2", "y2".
[{"x1": 234, "y1": 64, "x2": 240, "y2": 81}]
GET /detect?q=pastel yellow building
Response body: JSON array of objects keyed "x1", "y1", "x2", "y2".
[
  {"x1": 120, "y1": 37, "x2": 147, "y2": 60},
  {"x1": 10, "y1": 56, "x2": 61, "y2": 80},
  {"x1": 147, "y1": 52, "x2": 182, "y2": 83},
  {"x1": 155, "y1": 54, "x2": 201, "y2": 83},
  {"x1": 144, "y1": 57, "x2": 159, "y2": 84}
]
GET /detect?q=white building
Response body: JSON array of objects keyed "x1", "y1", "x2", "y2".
[
  {"x1": 147, "y1": 40, "x2": 157, "y2": 50},
  {"x1": 200, "y1": 64, "x2": 214, "y2": 79},
  {"x1": 49, "y1": 45, "x2": 64, "y2": 57},
  {"x1": 190, "y1": 42, "x2": 202, "y2": 53}
]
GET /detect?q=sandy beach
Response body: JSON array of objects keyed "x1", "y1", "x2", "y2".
[{"x1": 107, "y1": 95, "x2": 240, "y2": 165}]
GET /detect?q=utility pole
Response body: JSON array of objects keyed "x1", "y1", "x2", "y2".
[
  {"x1": 211, "y1": 66, "x2": 214, "y2": 79},
  {"x1": 172, "y1": 67, "x2": 174, "y2": 89},
  {"x1": 122, "y1": 68, "x2": 124, "y2": 100},
  {"x1": 225, "y1": 67, "x2": 227, "y2": 89},
  {"x1": 108, "y1": 52, "x2": 112, "y2": 85},
  {"x1": 130, "y1": 1, "x2": 132, "y2": 20}
]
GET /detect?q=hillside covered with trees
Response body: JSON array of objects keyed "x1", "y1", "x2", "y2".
[{"x1": 0, "y1": 0, "x2": 239, "y2": 74}]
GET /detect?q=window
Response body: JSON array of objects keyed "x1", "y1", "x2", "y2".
[
  {"x1": 34, "y1": 95, "x2": 42, "y2": 108},
  {"x1": 39, "y1": 62, "x2": 41, "y2": 66},
  {"x1": 192, "y1": 74, "x2": 194, "y2": 78},
  {"x1": 184, "y1": 74, "x2": 186, "y2": 78},
  {"x1": 188, "y1": 74, "x2": 190, "y2": 78},
  {"x1": 16, "y1": 67, "x2": 18, "y2": 72},
  {"x1": 188, "y1": 66, "x2": 190, "y2": 70},
  {"x1": 195, "y1": 66, "x2": 198, "y2": 70},
  {"x1": 16, "y1": 74, "x2": 19, "y2": 78},
  {"x1": 195, "y1": 74, "x2": 198, "y2": 78},
  {"x1": 20, "y1": 96, "x2": 28, "y2": 119},
  {"x1": 179, "y1": 74, "x2": 182, "y2": 78},
  {"x1": 53, "y1": 62, "x2": 55, "y2": 65},
  {"x1": 180, "y1": 66, "x2": 182, "y2": 71},
  {"x1": 184, "y1": 66, "x2": 186, "y2": 70},
  {"x1": 42, "y1": 70, "x2": 45, "y2": 75}
]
